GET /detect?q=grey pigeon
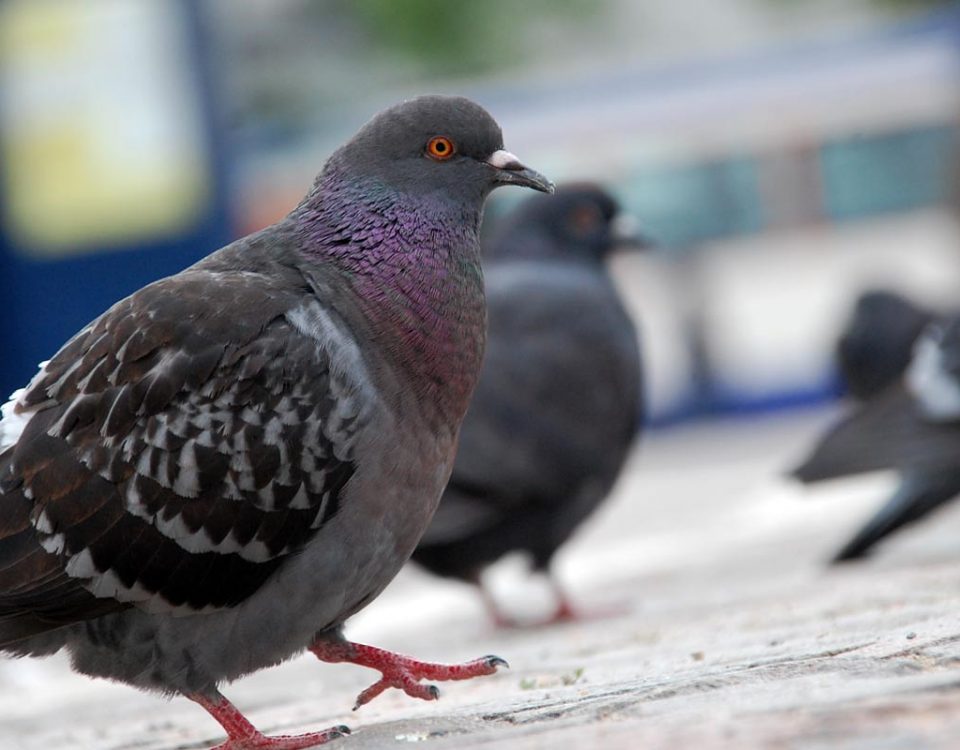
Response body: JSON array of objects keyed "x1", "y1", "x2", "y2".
[
  {"x1": 412, "y1": 184, "x2": 645, "y2": 626},
  {"x1": 0, "y1": 95, "x2": 552, "y2": 749},
  {"x1": 794, "y1": 314, "x2": 960, "y2": 562}
]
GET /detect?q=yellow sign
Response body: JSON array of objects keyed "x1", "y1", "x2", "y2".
[{"x1": 0, "y1": 0, "x2": 211, "y2": 256}]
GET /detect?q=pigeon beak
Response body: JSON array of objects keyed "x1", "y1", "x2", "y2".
[
  {"x1": 486, "y1": 150, "x2": 554, "y2": 194},
  {"x1": 611, "y1": 213, "x2": 656, "y2": 250}
]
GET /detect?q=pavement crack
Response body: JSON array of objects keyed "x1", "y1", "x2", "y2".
[{"x1": 882, "y1": 633, "x2": 960, "y2": 660}]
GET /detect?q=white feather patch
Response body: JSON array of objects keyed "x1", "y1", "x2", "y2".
[
  {"x1": 907, "y1": 334, "x2": 960, "y2": 420},
  {"x1": 38, "y1": 531, "x2": 67, "y2": 556},
  {"x1": 285, "y1": 301, "x2": 373, "y2": 392},
  {"x1": 154, "y1": 511, "x2": 274, "y2": 561},
  {"x1": 125, "y1": 479, "x2": 275, "y2": 562},
  {"x1": 34, "y1": 509, "x2": 54, "y2": 533},
  {"x1": 172, "y1": 440, "x2": 201, "y2": 497},
  {"x1": 64, "y1": 548, "x2": 98, "y2": 578},
  {"x1": 0, "y1": 387, "x2": 30, "y2": 451},
  {"x1": 0, "y1": 360, "x2": 50, "y2": 451},
  {"x1": 87, "y1": 567, "x2": 155, "y2": 603}
]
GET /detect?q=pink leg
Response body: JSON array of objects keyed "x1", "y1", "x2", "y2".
[
  {"x1": 482, "y1": 576, "x2": 628, "y2": 629},
  {"x1": 547, "y1": 598, "x2": 578, "y2": 624},
  {"x1": 472, "y1": 577, "x2": 573, "y2": 629},
  {"x1": 478, "y1": 583, "x2": 522, "y2": 629},
  {"x1": 543, "y1": 576, "x2": 629, "y2": 625},
  {"x1": 309, "y1": 639, "x2": 508, "y2": 710},
  {"x1": 545, "y1": 577, "x2": 580, "y2": 624},
  {"x1": 475, "y1": 576, "x2": 576, "y2": 629},
  {"x1": 189, "y1": 691, "x2": 349, "y2": 750}
]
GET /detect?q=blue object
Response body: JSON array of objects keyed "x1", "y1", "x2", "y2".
[{"x1": 0, "y1": 1, "x2": 232, "y2": 400}]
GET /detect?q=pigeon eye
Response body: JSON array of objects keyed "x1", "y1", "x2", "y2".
[
  {"x1": 426, "y1": 136, "x2": 456, "y2": 161},
  {"x1": 569, "y1": 205, "x2": 603, "y2": 235}
]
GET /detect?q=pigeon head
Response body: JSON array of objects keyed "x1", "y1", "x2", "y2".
[
  {"x1": 485, "y1": 182, "x2": 651, "y2": 263},
  {"x1": 293, "y1": 96, "x2": 554, "y2": 421},
  {"x1": 329, "y1": 95, "x2": 553, "y2": 208},
  {"x1": 837, "y1": 289, "x2": 935, "y2": 400}
]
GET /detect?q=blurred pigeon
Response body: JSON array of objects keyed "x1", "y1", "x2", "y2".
[
  {"x1": 836, "y1": 289, "x2": 935, "y2": 401},
  {"x1": 794, "y1": 313, "x2": 960, "y2": 562},
  {"x1": 412, "y1": 184, "x2": 645, "y2": 626},
  {"x1": 0, "y1": 96, "x2": 552, "y2": 749}
]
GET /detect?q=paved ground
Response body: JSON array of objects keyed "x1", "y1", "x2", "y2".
[{"x1": 4, "y1": 407, "x2": 960, "y2": 749}]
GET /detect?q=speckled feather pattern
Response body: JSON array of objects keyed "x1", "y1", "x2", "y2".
[{"x1": 0, "y1": 157, "x2": 487, "y2": 696}]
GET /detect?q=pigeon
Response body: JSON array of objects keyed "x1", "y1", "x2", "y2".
[
  {"x1": 836, "y1": 289, "x2": 936, "y2": 401},
  {"x1": 794, "y1": 312, "x2": 960, "y2": 563},
  {"x1": 0, "y1": 95, "x2": 552, "y2": 749},
  {"x1": 411, "y1": 184, "x2": 645, "y2": 627}
]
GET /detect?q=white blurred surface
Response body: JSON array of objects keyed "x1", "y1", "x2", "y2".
[
  {"x1": 700, "y1": 209, "x2": 960, "y2": 398},
  {"x1": 5, "y1": 408, "x2": 960, "y2": 748}
]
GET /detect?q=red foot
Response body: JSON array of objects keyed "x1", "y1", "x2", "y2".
[
  {"x1": 545, "y1": 590, "x2": 631, "y2": 625},
  {"x1": 189, "y1": 691, "x2": 349, "y2": 749},
  {"x1": 484, "y1": 606, "x2": 579, "y2": 629},
  {"x1": 309, "y1": 639, "x2": 508, "y2": 710},
  {"x1": 483, "y1": 580, "x2": 630, "y2": 629},
  {"x1": 546, "y1": 597, "x2": 579, "y2": 624}
]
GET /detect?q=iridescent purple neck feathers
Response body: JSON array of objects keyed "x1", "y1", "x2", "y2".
[{"x1": 293, "y1": 167, "x2": 487, "y2": 423}]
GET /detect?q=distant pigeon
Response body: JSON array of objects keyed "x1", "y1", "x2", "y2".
[
  {"x1": 0, "y1": 96, "x2": 552, "y2": 749},
  {"x1": 836, "y1": 289, "x2": 935, "y2": 401},
  {"x1": 794, "y1": 311, "x2": 960, "y2": 563},
  {"x1": 412, "y1": 184, "x2": 646, "y2": 626}
]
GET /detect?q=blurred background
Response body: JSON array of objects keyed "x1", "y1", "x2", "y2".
[
  {"x1": 6, "y1": 4, "x2": 960, "y2": 745},
  {"x1": 3, "y1": 0, "x2": 960, "y2": 425}
]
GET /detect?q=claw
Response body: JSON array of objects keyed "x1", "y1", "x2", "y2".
[
  {"x1": 311, "y1": 639, "x2": 507, "y2": 710},
  {"x1": 190, "y1": 691, "x2": 349, "y2": 749}
]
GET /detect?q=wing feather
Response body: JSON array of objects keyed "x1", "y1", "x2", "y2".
[{"x1": 0, "y1": 270, "x2": 366, "y2": 644}]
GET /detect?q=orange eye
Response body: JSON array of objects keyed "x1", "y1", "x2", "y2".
[
  {"x1": 570, "y1": 205, "x2": 603, "y2": 234},
  {"x1": 426, "y1": 136, "x2": 456, "y2": 161}
]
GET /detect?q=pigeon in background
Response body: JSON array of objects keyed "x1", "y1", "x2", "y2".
[
  {"x1": 0, "y1": 96, "x2": 552, "y2": 749},
  {"x1": 836, "y1": 289, "x2": 935, "y2": 401},
  {"x1": 412, "y1": 184, "x2": 646, "y2": 627},
  {"x1": 794, "y1": 307, "x2": 960, "y2": 563}
]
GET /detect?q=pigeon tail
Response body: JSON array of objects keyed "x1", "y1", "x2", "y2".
[{"x1": 831, "y1": 469, "x2": 960, "y2": 562}]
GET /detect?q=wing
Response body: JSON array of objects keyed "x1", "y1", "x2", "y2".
[
  {"x1": 792, "y1": 383, "x2": 960, "y2": 483},
  {"x1": 0, "y1": 270, "x2": 365, "y2": 644}
]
